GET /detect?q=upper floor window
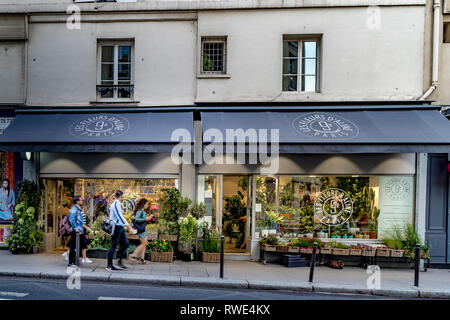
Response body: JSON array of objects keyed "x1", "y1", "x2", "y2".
[
  {"x1": 282, "y1": 37, "x2": 320, "y2": 92},
  {"x1": 201, "y1": 36, "x2": 227, "y2": 74},
  {"x1": 97, "y1": 40, "x2": 134, "y2": 100}
]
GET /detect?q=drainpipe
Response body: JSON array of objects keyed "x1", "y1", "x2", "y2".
[{"x1": 419, "y1": 0, "x2": 440, "y2": 101}]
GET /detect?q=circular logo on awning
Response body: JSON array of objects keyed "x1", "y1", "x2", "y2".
[
  {"x1": 292, "y1": 113, "x2": 359, "y2": 139},
  {"x1": 384, "y1": 177, "x2": 410, "y2": 201},
  {"x1": 314, "y1": 188, "x2": 353, "y2": 226},
  {"x1": 70, "y1": 114, "x2": 130, "y2": 139}
]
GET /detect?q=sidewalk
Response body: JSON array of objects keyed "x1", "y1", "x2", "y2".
[{"x1": 0, "y1": 250, "x2": 449, "y2": 299}]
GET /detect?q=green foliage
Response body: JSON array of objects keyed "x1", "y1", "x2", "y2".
[
  {"x1": 291, "y1": 237, "x2": 322, "y2": 248},
  {"x1": 259, "y1": 234, "x2": 278, "y2": 246},
  {"x1": 159, "y1": 188, "x2": 192, "y2": 222},
  {"x1": 222, "y1": 192, "x2": 246, "y2": 238},
  {"x1": 89, "y1": 218, "x2": 110, "y2": 249},
  {"x1": 382, "y1": 239, "x2": 403, "y2": 250},
  {"x1": 201, "y1": 224, "x2": 221, "y2": 253},
  {"x1": 383, "y1": 224, "x2": 430, "y2": 259},
  {"x1": 202, "y1": 54, "x2": 214, "y2": 71},
  {"x1": 147, "y1": 238, "x2": 173, "y2": 252},
  {"x1": 179, "y1": 214, "x2": 198, "y2": 242},
  {"x1": 6, "y1": 180, "x2": 43, "y2": 254},
  {"x1": 189, "y1": 202, "x2": 206, "y2": 220},
  {"x1": 325, "y1": 241, "x2": 350, "y2": 249}
]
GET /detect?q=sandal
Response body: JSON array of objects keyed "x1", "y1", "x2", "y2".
[
  {"x1": 129, "y1": 255, "x2": 140, "y2": 261},
  {"x1": 138, "y1": 258, "x2": 148, "y2": 264}
]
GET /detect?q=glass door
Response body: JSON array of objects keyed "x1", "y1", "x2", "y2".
[{"x1": 197, "y1": 175, "x2": 222, "y2": 229}]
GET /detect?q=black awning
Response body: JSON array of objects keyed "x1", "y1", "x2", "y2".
[
  {"x1": 201, "y1": 109, "x2": 450, "y2": 153},
  {"x1": 0, "y1": 111, "x2": 193, "y2": 152}
]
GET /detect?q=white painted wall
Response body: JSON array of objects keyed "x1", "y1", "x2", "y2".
[
  {"x1": 27, "y1": 19, "x2": 196, "y2": 106},
  {"x1": 197, "y1": 7, "x2": 425, "y2": 102}
]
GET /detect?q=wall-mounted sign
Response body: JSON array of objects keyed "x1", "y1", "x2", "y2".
[
  {"x1": 292, "y1": 113, "x2": 359, "y2": 139},
  {"x1": 70, "y1": 114, "x2": 130, "y2": 139},
  {"x1": 314, "y1": 188, "x2": 353, "y2": 226},
  {"x1": 255, "y1": 203, "x2": 262, "y2": 212}
]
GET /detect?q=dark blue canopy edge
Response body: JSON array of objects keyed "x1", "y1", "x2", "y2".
[
  {"x1": 0, "y1": 111, "x2": 194, "y2": 153},
  {"x1": 201, "y1": 109, "x2": 450, "y2": 153}
]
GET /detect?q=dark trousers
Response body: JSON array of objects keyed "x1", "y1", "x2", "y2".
[
  {"x1": 107, "y1": 226, "x2": 129, "y2": 267},
  {"x1": 68, "y1": 231, "x2": 87, "y2": 265}
]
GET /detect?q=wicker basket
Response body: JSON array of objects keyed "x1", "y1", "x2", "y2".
[
  {"x1": 277, "y1": 245, "x2": 290, "y2": 253},
  {"x1": 390, "y1": 249, "x2": 404, "y2": 258},
  {"x1": 349, "y1": 249, "x2": 363, "y2": 256},
  {"x1": 332, "y1": 248, "x2": 350, "y2": 256},
  {"x1": 376, "y1": 248, "x2": 391, "y2": 257},
  {"x1": 202, "y1": 252, "x2": 220, "y2": 263},
  {"x1": 288, "y1": 246, "x2": 300, "y2": 253},
  {"x1": 150, "y1": 251, "x2": 173, "y2": 263},
  {"x1": 362, "y1": 248, "x2": 376, "y2": 257},
  {"x1": 320, "y1": 248, "x2": 333, "y2": 255},
  {"x1": 261, "y1": 244, "x2": 277, "y2": 252}
]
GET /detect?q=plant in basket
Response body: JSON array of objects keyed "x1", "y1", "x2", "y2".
[
  {"x1": 276, "y1": 242, "x2": 290, "y2": 253},
  {"x1": 200, "y1": 223, "x2": 221, "y2": 263},
  {"x1": 259, "y1": 234, "x2": 278, "y2": 252},
  {"x1": 147, "y1": 238, "x2": 174, "y2": 262}
]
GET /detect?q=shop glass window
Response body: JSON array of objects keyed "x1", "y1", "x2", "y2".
[
  {"x1": 255, "y1": 175, "x2": 415, "y2": 240},
  {"x1": 97, "y1": 41, "x2": 134, "y2": 100},
  {"x1": 282, "y1": 37, "x2": 320, "y2": 92},
  {"x1": 201, "y1": 36, "x2": 227, "y2": 74}
]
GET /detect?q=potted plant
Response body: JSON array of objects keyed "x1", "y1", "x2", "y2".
[
  {"x1": 349, "y1": 245, "x2": 363, "y2": 256},
  {"x1": 328, "y1": 241, "x2": 350, "y2": 256},
  {"x1": 259, "y1": 234, "x2": 278, "y2": 252},
  {"x1": 148, "y1": 238, "x2": 174, "y2": 262},
  {"x1": 146, "y1": 223, "x2": 158, "y2": 241},
  {"x1": 276, "y1": 241, "x2": 290, "y2": 253},
  {"x1": 200, "y1": 224, "x2": 221, "y2": 263},
  {"x1": 178, "y1": 214, "x2": 198, "y2": 261}
]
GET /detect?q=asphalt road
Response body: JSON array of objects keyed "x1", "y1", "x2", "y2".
[{"x1": 0, "y1": 276, "x2": 400, "y2": 300}]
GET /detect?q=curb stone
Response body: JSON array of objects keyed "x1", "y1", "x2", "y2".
[
  {"x1": 248, "y1": 280, "x2": 313, "y2": 292},
  {"x1": 110, "y1": 273, "x2": 181, "y2": 286},
  {"x1": 312, "y1": 283, "x2": 372, "y2": 295},
  {"x1": 181, "y1": 277, "x2": 248, "y2": 289},
  {"x1": 419, "y1": 289, "x2": 450, "y2": 299},
  {"x1": 372, "y1": 287, "x2": 419, "y2": 298}
]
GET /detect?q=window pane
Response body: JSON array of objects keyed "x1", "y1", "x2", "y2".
[
  {"x1": 118, "y1": 64, "x2": 130, "y2": 80},
  {"x1": 101, "y1": 64, "x2": 113, "y2": 81},
  {"x1": 202, "y1": 41, "x2": 224, "y2": 72},
  {"x1": 99, "y1": 86, "x2": 113, "y2": 98},
  {"x1": 283, "y1": 41, "x2": 298, "y2": 58},
  {"x1": 283, "y1": 59, "x2": 298, "y2": 74},
  {"x1": 303, "y1": 41, "x2": 317, "y2": 58},
  {"x1": 101, "y1": 46, "x2": 114, "y2": 63},
  {"x1": 282, "y1": 76, "x2": 297, "y2": 91},
  {"x1": 302, "y1": 58, "x2": 316, "y2": 75},
  {"x1": 302, "y1": 75, "x2": 316, "y2": 91},
  {"x1": 118, "y1": 46, "x2": 131, "y2": 63}
]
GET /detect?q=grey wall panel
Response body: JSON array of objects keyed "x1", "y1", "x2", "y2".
[
  {"x1": 425, "y1": 154, "x2": 448, "y2": 263},
  {"x1": 198, "y1": 154, "x2": 416, "y2": 175},
  {"x1": 40, "y1": 152, "x2": 179, "y2": 176}
]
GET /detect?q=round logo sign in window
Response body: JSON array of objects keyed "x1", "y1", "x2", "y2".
[
  {"x1": 384, "y1": 177, "x2": 410, "y2": 201},
  {"x1": 314, "y1": 188, "x2": 353, "y2": 226},
  {"x1": 70, "y1": 114, "x2": 130, "y2": 139},
  {"x1": 292, "y1": 113, "x2": 359, "y2": 139}
]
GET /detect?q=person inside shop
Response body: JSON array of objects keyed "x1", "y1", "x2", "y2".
[
  {"x1": 0, "y1": 178, "x2": 15, "y2": 222},
  {"x1": 67, "y1": 196, "x2": 89, "y2": 266},
  {"x1": 106, "y1": 190, "x2": 136, "y2": 271},
  {"x1": 129, "y1": 198, "x2": 154, "y2": 264}
]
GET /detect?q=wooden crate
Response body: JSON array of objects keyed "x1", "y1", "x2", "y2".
[
  {"x1": 332, "y1": 248, "x2": 350, "y2": 256},
  {"x1": 320, "y1": 248, "x2": 333, "y2": 255},
  {"x1": 300, "y1": 248, "x2": 315, "y2": 254},
  {"x1": 349, "y1": 249, "x2": 363, "y2": 256},
  {"x1": 362, "y1": 248, "x2": 376, "y2": 257},
  {"x1": 202, "y1": 252, "x2": 220, "y2": 263},
  {"x1": 389, "y1": 249, "x2": 404, "y2": 258},
  {"x1": 277, "y1": 246, "x2": 290, "y2": 253},
  {"x1": 376, "y1": 248, "x2": 391, "y2": 257},
  {"x1": 288, "y1": 246, "x2": 299, "y2": 253},
  {"x1": 261, "y1": 244, "x2": 277, "y2": 252},
  {"x1": 150, "y1": 251, "x2": 173, "y2": 263}
]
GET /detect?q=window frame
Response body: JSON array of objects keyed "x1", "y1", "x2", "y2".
[
  {"x1": 282, "y1": 35, "x2": 321, "y2": 93},
  {"x1": 200, "y1": 36, "x2": 228, "y2": 75},
  {"x1": 96, "y1": 40, "x2": 134, "y2": 101}
]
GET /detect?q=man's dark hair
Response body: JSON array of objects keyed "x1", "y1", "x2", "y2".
[
  {"x1": 115, "y1": 190, "x2": 123, "y2": 198},
  {"x1": 73, "y1": 196, "x2": 81, "y2": 204}
]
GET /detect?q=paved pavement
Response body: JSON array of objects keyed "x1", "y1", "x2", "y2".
[{"x1": 0, "y1": 250, "x2": 449, "y2": 299}]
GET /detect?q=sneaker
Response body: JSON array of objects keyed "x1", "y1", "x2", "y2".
[
  {"x1": 82, "y1": 258, "x2": 93, "y2": 264},
  {"x1": 114, "y1": 264, "x2": 127, "y2": 270},
  {"x1": 105, "y1": 265, "x2": 119, "y2": 271},
  {"x1": 67, "y1": 263, "x2": 76, "y2": 267},
  {"x1": 62, "y1": 252, "x2": 69, "y2": 261}
]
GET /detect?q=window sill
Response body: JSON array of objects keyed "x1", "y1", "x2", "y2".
[
  {"x1": 197, "y1": 74, "x2": 231, "y2": 79},
  {"x1": 90, "y1": 100, "x2": 140, "y2": 105}
]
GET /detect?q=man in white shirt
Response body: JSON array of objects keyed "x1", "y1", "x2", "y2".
[{"x1": 106, "y1": 190, "x2": 136, "y2": 271}]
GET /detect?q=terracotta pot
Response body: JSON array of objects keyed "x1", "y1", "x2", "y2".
[{"x1": 369, "y1": 231, "x2": 378, "y2": 239}]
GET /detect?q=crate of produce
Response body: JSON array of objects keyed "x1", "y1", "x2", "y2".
[
  {"x1": 320, "y1": 248, "x2": 333, "y2": 255},
  {"x1": 332, "y1": 248, "x2": 350, "y2": 256},
  {"x1": 288, "y1": 246, "x2": 299, "y2": 253},
  {"x1": 261, "y1": 244, "x2": 277, "y2": 252},
  {"x1": 277, "y1": 245, "x2": 290, "y2": 253},
  {"x1": 376, "y1": 248, "x2": 391, "y2": 257},
  {"x1": 349, "y1": 249, "x2": 363, "y2": 256},
  {"x1": 300, "y1": 247, "x2": 315, "y2": 254},
  {"x1": 390, "y1": 249, "x2": 404, "y2": 258},
  {"x1": 362, "y1": 247, "x2": 376, "y2": 257}
]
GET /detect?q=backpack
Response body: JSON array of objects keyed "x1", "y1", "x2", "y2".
[{"x1": 59, "y1": 214, "x2": 73, "y2": 237}]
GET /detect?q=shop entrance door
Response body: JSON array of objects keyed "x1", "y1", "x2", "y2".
[{"x1": 221, "y1": 175, "x2": 252, "y2": 254}]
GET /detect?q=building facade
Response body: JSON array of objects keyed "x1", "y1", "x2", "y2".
[{"x1": 0, "y1": 0, "x2": 449, "y2": 264}]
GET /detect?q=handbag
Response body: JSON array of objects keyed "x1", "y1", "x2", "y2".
[
  {"x1": 102, "y1": 218, "x2": 115, "y2": 236},
  {"x1": 132, "y1": 219, "x2": 146, "y2": 234}
]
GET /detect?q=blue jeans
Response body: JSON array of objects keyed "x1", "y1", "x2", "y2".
[{"x1": 107, "y1": 226, "x2": 129, "y2": 267}]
